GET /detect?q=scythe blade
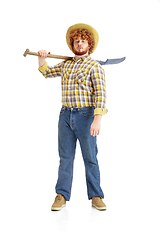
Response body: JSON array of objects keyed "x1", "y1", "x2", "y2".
[{"x1": 97, "y1": 57, "x2": 126, "y2": 65}]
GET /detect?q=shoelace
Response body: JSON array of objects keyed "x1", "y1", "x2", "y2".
[
  {"x1": 93, "y1": 197, "x2": 102, "y2": 202},
  {"x1": 94, "y1": 197, "x2": 102, "y2": 199},
  {"x1": 55, "y1": 194, "x2": 62, "y2": 201}
]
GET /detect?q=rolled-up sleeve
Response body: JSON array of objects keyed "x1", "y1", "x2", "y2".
[
  {"x1": 38, "y1": 61, "x2": 62, "y2": 79},
  {"x1": 91, "y1": 64, "x2": 107, "y2": 115}
]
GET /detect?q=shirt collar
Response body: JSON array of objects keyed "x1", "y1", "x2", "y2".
[{"x1": 72, "y1": 55, "x2": 91, "y2": 62}]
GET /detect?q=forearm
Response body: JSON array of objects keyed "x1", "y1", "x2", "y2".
[
  {"x1": 91, "y1": 64, "x2": 107, "y2": 115},
  {"x1": 38, "y1": 58, "x2": 46, "y2": 68},
  {"x1": 94, "y1": 114, "x2": 102, "y2": 122}
]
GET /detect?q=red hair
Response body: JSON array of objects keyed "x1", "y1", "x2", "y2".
[{"x1": 69, "y1": 29, "x2": 95, "y2": 54}]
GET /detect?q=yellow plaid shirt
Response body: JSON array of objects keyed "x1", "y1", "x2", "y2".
[{"x1": 39, "y1": 55, "x2": 107, "y2": 115}]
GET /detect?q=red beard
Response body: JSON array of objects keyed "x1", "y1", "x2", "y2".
[{"x1": 72, "y1": 47, "x2": 89, "y2": 56}]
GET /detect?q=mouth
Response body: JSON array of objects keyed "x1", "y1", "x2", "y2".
[{"x1": 72, "y1": 46, "x2": 88, "y2": 55}]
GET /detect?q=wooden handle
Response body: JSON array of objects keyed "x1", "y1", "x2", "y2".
[{"x1": 23, "y1": 49, "x2": 72, "y2": 60}]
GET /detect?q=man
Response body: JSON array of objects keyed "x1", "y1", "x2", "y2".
[{"x1": 38, "y1": 23, "x2": 107, "y2": 211}]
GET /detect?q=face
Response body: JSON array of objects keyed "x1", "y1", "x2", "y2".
[{"x1": 73, "y1": 37, "x2": 90, "y2": 56}]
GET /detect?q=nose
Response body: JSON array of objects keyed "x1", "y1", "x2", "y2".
[{"x1": 78, "y1": 41, "x2": 82, "y2": 46}]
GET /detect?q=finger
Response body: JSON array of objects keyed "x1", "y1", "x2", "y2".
[
  {"x1": 90, "y1": 128, "x2": 94, "y2": 136},
  {"x1": 44, "y1": 52, "x2": 47, "y2": 58},
  {"x1": 38, "y1": 51, "x2": 41, "y2": 57},
  {"x1": 94, "y1": 131, "x2": 99, "y2": 136},
  {"x1": 93, "y1": 130, "x2": 96, "y2": 137},
  {"x1": 38, "y1": 51, "x2": 43, "y2": 58}
]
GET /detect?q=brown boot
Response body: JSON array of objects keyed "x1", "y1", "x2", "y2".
[
  {"x1": 51, "y1": 194, "x2": 66, "y2": 211},
  {"x1": 92, "y1": 197, "x2": 107, "y2": 211}
]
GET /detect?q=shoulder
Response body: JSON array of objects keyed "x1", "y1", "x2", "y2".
[
  {"x1": 60, "y1": 59, "x2": 74, "y2": 68},
  {"x1": 88, "y1": 57, "x2": 105, "y2": 73},
  {"x1": 82, "y1": 56, "x2": 101, "y2": 70}
]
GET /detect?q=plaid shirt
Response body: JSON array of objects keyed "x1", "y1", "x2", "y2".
[{"x1": 39, "y1": 55, "x2": 107, "y2": 115}]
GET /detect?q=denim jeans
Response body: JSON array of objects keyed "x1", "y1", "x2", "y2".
[{"x1": 55, "y1": 106, "x2": 104, "y2": 201}]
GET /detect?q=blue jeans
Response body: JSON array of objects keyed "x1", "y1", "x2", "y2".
[{"x1": 55, "y1": 106, "x2": 104, "y2": 201}]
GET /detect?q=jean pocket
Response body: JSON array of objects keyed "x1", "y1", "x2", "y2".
[
  {"x1": 60, "y1": 106, "x2": 66, "y2": 115},
  {"x1": 79, "y1": 107, "x2": 94, "y2": 117}
]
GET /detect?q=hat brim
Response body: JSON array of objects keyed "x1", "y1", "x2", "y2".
[{"x1": 66, "y1": 23, "x2": 99, "y2": 54}]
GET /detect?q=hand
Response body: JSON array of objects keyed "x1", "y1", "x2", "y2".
[
  {"x1": 38, "y1": 50, "x2": 47, "y2": 59},
  {"x1": 38, "y1": 50, "x2": 47, "y2": 67},
  {"x1": 90, "y1": 115, "x2": 102, "y2": 137}
]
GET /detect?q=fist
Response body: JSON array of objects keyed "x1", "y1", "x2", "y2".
[{"x1": 38, "y1": 50, "x2": 47, "y2": 59}]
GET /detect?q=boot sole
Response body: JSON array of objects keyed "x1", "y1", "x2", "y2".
[
  {"x1": 51, "y1": 204, "x2": 66, "y2": 211},
  {"x1": 92, "y1": 204, "x2": 107, "y2": 211}
]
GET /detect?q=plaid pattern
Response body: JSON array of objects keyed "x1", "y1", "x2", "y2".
[{"x1": 39, "y1": 55, "x2": 107, "y2": 112}]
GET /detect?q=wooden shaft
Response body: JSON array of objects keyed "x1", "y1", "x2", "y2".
[{"x1": 23, "y1": 49, "x2": 72, "y2": 60}]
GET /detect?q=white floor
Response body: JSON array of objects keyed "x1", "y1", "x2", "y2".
[{"x1": 1, "y1": 139, "x2": 160, "y2": 240}]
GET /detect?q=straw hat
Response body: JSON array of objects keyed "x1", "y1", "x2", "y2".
[{"x1": 66, "y1": 23, "x2": 99, "y2": 54}]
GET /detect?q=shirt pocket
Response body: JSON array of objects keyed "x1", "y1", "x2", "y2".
[
  {"x1": 75, "y1": 70, "x2": 86, "y2": 83},
  {"x1": 75, "y1": 70, "x2": 93, "y2": 94}
]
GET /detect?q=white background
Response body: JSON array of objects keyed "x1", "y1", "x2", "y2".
[{"x1": 1, "y1": 0, "x2": 160, "y2": 239}]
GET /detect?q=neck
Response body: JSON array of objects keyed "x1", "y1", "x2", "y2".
[{"x1": 74, "y1": 53, "x2": 89, "y2": 61}]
